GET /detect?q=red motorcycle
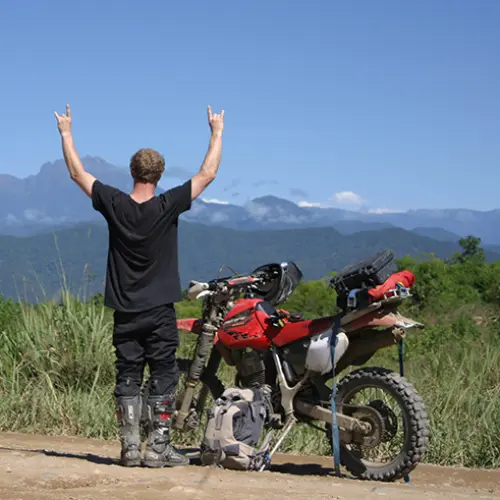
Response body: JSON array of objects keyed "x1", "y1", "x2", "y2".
[{"x1": 159, "y1": 258, "x2": 429, "y2": 481}]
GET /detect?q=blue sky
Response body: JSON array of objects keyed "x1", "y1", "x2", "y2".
[{"x1": 0, "y1": 0, "x2": 499, "y2": 211}]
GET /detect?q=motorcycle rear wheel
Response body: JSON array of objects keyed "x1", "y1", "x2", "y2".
[
  {"x1": 160, "y1": 361, "x2": 429, "y2": 482},
  {"x1": 331, "y1": 367, "x2": 430, "y2": 482}
]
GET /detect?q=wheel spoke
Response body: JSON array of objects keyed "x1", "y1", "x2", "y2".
[{"x1": 332, "y1": 367, "x2": 429, "y2": 481}]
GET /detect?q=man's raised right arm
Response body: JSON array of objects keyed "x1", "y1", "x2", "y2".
[
  {"x1": 54, "y1": 104, "x2": 96, "y2": 198},
  {"x1": 191, "y1": 105, "x2": 224, "y2": 201}
]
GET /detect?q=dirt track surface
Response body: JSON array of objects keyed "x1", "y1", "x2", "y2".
[{"x1": 1, "y1": 433, "x2": 499, "y2": 500}]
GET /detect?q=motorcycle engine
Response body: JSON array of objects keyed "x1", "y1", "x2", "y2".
[
  {"x1": 232, "y1": 348, "x2": 267, "y2": 387},
  {"x1": 280, "y1": 337, "x2": 311, "y2": 383}
]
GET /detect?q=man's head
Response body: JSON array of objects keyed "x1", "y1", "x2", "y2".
[{"x1": 129, "y1": 148, "x2": 165, "y2": 185}]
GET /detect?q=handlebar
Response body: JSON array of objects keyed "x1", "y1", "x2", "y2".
[{"x1": 187, "y1": 271, "x2": 272, "y2": 301}]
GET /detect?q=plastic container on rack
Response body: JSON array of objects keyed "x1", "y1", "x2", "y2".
[{"x1": 330, "y1": 249, "x2": 398, "y2": 310}]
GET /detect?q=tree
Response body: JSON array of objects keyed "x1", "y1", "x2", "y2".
[
  {"x1": 452, "y1": 236, "x2": 485, "y2": 264},
  {"x1": 282, "y1": 280, "x2": 337, "y2": 318}
]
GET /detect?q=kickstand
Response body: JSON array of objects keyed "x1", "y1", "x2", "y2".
[{"x1": 258, "y1": 417, "x2": 297, "y2": 472}]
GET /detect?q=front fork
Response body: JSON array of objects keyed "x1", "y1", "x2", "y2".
[{"x1": 174, "y1": 324, "x2": 221, "y2": 430}]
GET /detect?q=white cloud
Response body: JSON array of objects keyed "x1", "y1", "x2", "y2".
[
  {"x1": 297, "y1": 201, "x2": 328, "y2": 208},
  {"x1": 24, "y1": 208, "x2": 41, "y2": 221},
  {"x1": 188, "y1": 201, "x2": 208, "y2": 214},
  {"x1": 367, "y1": 208, "x2": 406, "y2": 214},
  {"x1": 5, "y1": 214, "x2": 20, "y2": 225},
  {"x1": 22, "y1": 209, "x2": 69, "y2": 224},
  {"x1": 210, "y1": 212, "x2": 230, "y2": 223},
  {"x1": 201, "y1": 198, "x2": 229, "y2": 205},
  {"x1": 333, "y1": 191, "x2": 366, "y2": 205},
  {"x1": 244, "y1": 201, "x2": 271, "y2": 218}
]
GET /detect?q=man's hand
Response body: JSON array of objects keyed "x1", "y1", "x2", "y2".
[
  {"x1": 54, "y1": 104, "x2": 73, "y2": 137},
  {"x1": 208, "y1": 105, "x2": 224, "y2": 136},
  {"x1": 54, "y1": 103, "x2": 96, "y2": 198},
  {"x1": 191, "y1": 105, "x2": 224, "y2": 201}
]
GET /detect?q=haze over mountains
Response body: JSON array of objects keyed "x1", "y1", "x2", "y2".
[
  {"x1": 1, "y1": 156, "x2": 499, "y2": 244},
  {"x1": 0, "y1": 156, "x2": 498, "y2": 301}
]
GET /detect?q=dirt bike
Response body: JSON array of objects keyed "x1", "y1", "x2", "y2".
[{"x1": 150, "y1": 257, "x2": 430, "y2": 481}]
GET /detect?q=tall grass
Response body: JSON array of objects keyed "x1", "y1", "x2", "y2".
[
  {"x1": 0, "y1": 292, "x2": 117, "y2": 438},
  {"x1": 405, "y1": 337, "x2": 500, "y2": 468},
  {"x1": 1, "y1": 294, "x2": 499, "y2": 468}
]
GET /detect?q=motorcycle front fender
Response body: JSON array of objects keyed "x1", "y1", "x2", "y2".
[{"x1": 176, "y1": 318, "x2": 202, "y2": 334}]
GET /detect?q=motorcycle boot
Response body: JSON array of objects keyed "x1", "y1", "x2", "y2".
[
  {"x1": 142, "y1": 394, "x2": 189, "y2": 468},
  {"x1": 116, "y1": 395, "x2": 142, "y2": 467}
]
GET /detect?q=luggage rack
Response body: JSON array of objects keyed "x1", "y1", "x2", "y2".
[
  {"x1": 376, "y1": 282, "x2": 412, "y2": 303},
  {"x1": 341, "y1": 284, "x2": 413, "y2": 326}
]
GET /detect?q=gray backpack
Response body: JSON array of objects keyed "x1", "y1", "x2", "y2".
[{"x1": 200, "y1": 386, "x2": 272, "y2": 471}]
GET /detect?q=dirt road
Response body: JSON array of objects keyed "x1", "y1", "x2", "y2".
[{"x1": 1, "y1": 432, "x2": 499, "y2": 500}]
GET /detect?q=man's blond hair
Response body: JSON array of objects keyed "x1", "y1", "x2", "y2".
[{"x1": 130, "y1": 148, "x2": 165, "y2": 184}]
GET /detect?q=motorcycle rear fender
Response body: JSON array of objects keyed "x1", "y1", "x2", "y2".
[{"x1": 342, "y1": 310, "x2": 423, "y2": 334}]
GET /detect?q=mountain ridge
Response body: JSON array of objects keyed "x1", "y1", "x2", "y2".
[
  {"x1": 0, "y1": 220, "x2": 498, "y2": 303},
  {"x1": 2, "y1": 156, "x2": 500, "y2": 244}
]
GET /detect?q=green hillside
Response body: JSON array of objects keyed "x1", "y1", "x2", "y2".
[{"x1": 0, "y1": 221, "x2": 499, "y2": 302}]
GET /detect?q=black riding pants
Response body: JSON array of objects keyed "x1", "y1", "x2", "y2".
[{"x1": 113, "y1": 303, "x2": 179, "y2": 398}]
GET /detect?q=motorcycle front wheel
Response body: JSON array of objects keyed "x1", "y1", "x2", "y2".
[{"x1": 329, "y1": 366, "x2": 430, "y2": 482}]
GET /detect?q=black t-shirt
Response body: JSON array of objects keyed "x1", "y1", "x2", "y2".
[{"x1": 91, "y1": 179, "x2": 192, "y2": 313}]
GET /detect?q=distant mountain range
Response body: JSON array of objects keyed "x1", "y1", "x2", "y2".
[
  {"x1": 1, "y1": 221, "x2": 499, "y2": 302},
  {"x1": 1, "y1": 156, "x2": 499, "y2": 302},
  {"x1": 2, "y1": 156, "x2": 500, "y2": 245}
]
